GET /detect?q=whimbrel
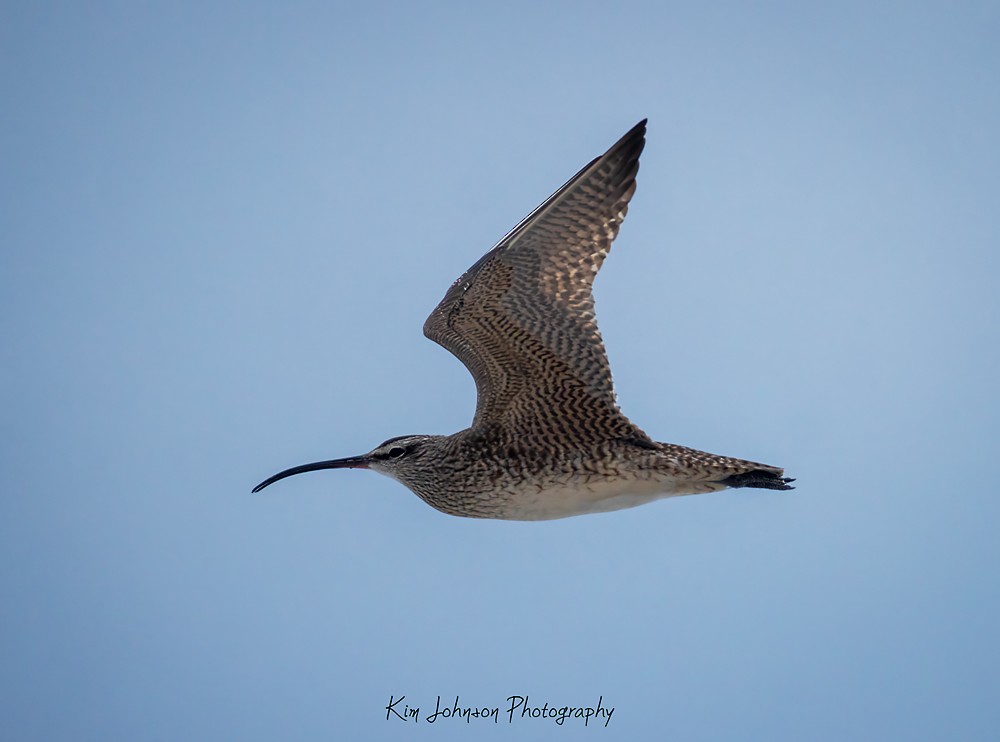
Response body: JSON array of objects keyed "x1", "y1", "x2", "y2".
[{"x1": 253, "y1": 120, "x2": 793, "y2": 519}]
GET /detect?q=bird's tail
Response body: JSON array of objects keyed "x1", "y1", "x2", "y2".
[{"x1": 719, "y1": 469, "x2": 795, "y2": 491}]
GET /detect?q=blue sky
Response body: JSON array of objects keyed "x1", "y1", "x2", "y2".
[{"x1": 2, "y1": 2, "x2": 999, "y2": 740}]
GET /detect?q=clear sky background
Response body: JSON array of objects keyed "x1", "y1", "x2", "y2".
[{"x1": 3, "y1": 2, "x2": 999, "y2": 740}]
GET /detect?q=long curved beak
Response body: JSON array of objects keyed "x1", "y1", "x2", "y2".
[{"x1": 251, "y1": 455, "x2": 369, "y2": 493}]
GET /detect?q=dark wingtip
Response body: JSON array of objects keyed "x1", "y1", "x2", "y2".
[{"x1": 622, "y1": 118, "x2": 647, "y2": 149}]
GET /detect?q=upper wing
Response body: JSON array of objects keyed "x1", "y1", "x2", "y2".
[{"x1": 423, "y1": 120, "x2": 651, "y2": 445}]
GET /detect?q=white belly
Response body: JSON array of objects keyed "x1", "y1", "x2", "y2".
[{"x1": 499, "y1": 476, "x2": 714, "y2": 521}]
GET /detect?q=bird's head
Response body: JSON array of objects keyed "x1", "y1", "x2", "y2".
[{"x1": 251, "y1": 434, "x2": 444, "y2": 493}]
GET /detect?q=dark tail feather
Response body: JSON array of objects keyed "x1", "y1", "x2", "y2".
[{"x1": 720, "y1": 470, "x2": 796, "y2": 491}]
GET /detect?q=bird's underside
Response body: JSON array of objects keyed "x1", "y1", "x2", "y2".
[
  {"x1": 392, "y1": 427, "x2": 792, "y2": 521},
  {"x1": 252, "y1": 119, "x2": 793, "y2": 518}
]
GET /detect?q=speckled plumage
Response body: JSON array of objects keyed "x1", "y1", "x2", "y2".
[{"x1": 253, "y1": 120, "x2": 793, "y2": 519}]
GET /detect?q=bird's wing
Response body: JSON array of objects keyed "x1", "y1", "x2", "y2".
[{"x1": 423, "y1": 120, "x2": 652, "y2": 445}]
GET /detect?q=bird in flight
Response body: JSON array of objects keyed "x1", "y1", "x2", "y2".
[{"x1": 253, "y1": 120, "x2": 793, "y2": 519}]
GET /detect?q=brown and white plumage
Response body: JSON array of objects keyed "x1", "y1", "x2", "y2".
[
  {"x1": 423, "y1": 120, "x2": 647, "y2": 446},
  {"x1": 253, "y1": 120, "x2": 793, "y2": 519}
]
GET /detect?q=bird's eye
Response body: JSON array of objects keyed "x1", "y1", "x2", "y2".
[{"x1": 388, "y1": 446, "x2": 406, "y2": 459}]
